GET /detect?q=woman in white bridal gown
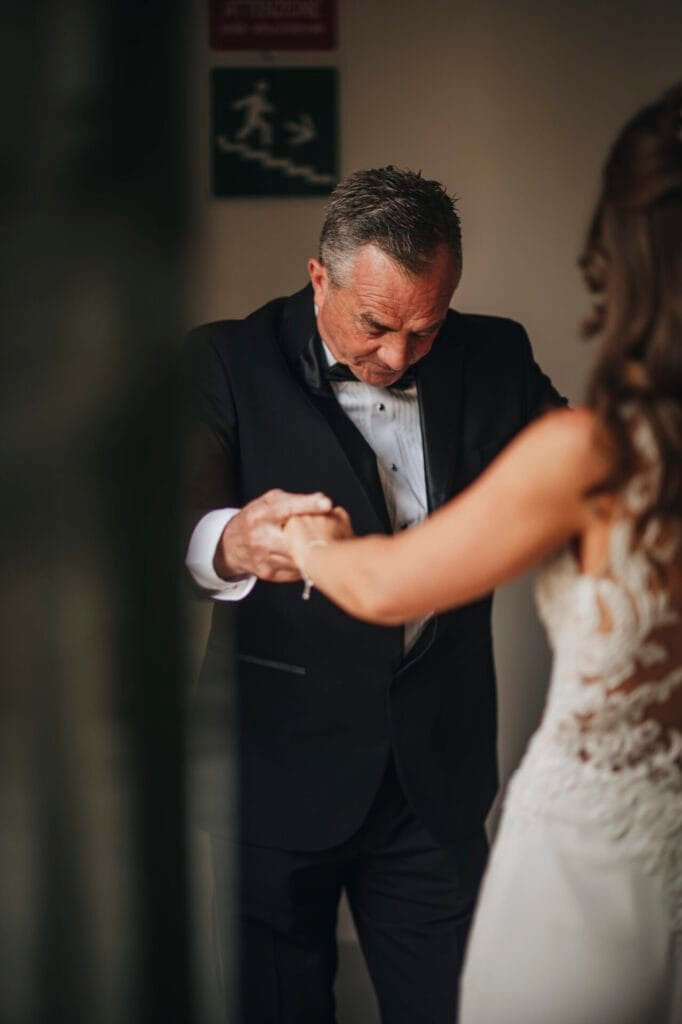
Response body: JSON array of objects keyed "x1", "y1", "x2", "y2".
[{"x1": 283, "y1": 82, "x2": 682, "y2": 1024}]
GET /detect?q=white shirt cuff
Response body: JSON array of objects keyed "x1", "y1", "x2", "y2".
[{"x1": 185, "y1": 508, "x2": 257, "y2": 601}]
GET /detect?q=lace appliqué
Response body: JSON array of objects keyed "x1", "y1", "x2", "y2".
[{"x1": 506, "y1": 412, "x2": 682, "y2": 931}]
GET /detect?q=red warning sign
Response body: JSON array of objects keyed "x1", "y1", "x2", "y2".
[{"x1": 210, "y1": 0, "x2": 337, "y2": 50}]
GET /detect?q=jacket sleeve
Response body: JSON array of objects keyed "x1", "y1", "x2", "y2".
[
  {"x1": 519, "y1": 326, "x2": 568, "y2": 422},
  {"x1": 180, "y1": 324, "x2": 240, "y2": 551}
]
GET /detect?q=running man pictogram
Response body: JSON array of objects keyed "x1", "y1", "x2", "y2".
[{"x1": 232, "y1": 81, "x2": 274, "y2": 149}]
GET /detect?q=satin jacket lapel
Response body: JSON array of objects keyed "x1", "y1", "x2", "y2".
[
  {"x1": 279, "y1": 286, "x2": 392, "y2": 533},
  {"x1": 417, "y1": 311, "x2": 466, "y2": 512}
]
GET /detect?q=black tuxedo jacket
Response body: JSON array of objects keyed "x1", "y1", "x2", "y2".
[{"x1": 184, "y1": 284, "x2": 564, "y2": 851}]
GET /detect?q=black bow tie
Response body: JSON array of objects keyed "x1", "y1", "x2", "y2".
[{"x1": 325, "y1": 362, "x2": 417, "y2": 390}]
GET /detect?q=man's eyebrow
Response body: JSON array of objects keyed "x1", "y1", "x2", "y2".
[
  {"x1": 357, "y1": 312, "x2": 396, "y2": 332},
  {"x1": 356, "y1": 313, "x2": 445, "y2": 333},
  {"x1": 416, "y1": 319, "x2": 445, "y2": 334}
]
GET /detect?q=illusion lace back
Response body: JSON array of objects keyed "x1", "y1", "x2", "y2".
[{"x1": 510, "y1": 411, "x2": 682, "y2": 929}]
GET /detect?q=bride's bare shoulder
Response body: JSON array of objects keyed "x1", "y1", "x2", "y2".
[{"x1": 531, "y1": 404, "x2": 599, "y2": 440}]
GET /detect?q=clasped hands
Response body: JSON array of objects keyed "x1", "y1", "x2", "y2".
[{"x1": 214, "y1": 489, "x2": 353, "y2": 583}]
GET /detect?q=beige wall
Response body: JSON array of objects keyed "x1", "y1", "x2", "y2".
[{"x1": 185, "y1": 0, "x2": 682, "y2": 944}]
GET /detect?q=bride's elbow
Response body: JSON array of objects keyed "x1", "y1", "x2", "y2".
[
  {"x1": 340, "y1": 576, "x2": 407, "y2": 626},
  {"x1": 356, "y1": 600, "x2": 405, "y2": 626}
]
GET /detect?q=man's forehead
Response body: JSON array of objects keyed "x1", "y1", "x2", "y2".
[
  {"x1": 348, "y1": 271, "x2": 453, "y2": 321},
  {"x1": 346, "y1": 244, "x2": 456, "y2": 291},
  {"x1": 347, "y1": 245, "x2": 418, "y2": 286}
]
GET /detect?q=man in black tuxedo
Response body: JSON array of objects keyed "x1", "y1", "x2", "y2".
[{"x1": 184, "y1": 167, "x2": 564, "y2": 1023}]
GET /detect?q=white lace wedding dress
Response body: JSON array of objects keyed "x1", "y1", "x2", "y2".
[{"x1": 459, "y1": 417, "x2": 682, "y2": 1024}]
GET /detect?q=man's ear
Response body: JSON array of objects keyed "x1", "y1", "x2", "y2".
[{"x1": 307, "y1": 258, "x2": 329, "y2": 309}]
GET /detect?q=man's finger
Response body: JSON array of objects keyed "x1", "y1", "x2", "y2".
[
  {"x1": 270, "y1": 491, "x2": 332, "y2": 522},
  {"x1": 266, "y1": 551, "x2": 299, "y2": 568},
  {"x1": 333, "y1": 506, "x2": 352, "y2": 527},
  {"x1": 269, "y1": 569, "x2": 302, "y2": 583}
]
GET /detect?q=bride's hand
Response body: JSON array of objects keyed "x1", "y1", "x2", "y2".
[{"x1": 283, "y1": 506, "x2": 354, "y2": 569}]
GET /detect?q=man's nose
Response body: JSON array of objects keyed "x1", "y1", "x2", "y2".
[{"x1": 380, "y1": 337, "x2": 411, "y2": 371}]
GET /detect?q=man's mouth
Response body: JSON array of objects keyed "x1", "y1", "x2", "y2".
[{"x1": 363, "y1": 362, "x2": 404, "y2": 376}]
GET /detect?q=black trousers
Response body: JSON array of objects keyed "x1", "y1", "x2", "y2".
[{"x1": 210, "y1": 755, "x2": 488, "y2": 1023}]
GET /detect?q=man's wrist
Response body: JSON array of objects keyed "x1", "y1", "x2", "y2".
[
  {"x1": 213, "y1": 514, "x2": 248, "y2": 580},
  {"x1": 186, "y1": 507, "x2": 253, "y2": 594},
  {"x1": 213, "y1": 545, "x2": 248, "y2": 581}
]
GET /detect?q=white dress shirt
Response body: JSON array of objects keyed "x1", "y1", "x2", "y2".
[{"x1": 185, "y1": 333, "x2": 431, "y2": 651}]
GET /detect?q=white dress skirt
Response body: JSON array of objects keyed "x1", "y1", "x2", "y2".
[
  {"x1": 459, "y1": 797, "x2": 680, "y2": 1024},
  {"x1": 459, "y1": 446, "x2": 682, "y2": 1024}
]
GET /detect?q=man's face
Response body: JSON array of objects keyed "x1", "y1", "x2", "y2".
[{"x1": 308, "y1": 243, "x2": 460, "y2": 387}]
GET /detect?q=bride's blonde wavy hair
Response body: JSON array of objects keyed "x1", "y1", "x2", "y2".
[{"x1": 580, "y1": 82, "x2": 682, "y2": 528}]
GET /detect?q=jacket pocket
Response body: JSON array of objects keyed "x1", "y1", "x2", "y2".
[{"x1": 238, "y1": 654, "x2": 306, "y2": 676}]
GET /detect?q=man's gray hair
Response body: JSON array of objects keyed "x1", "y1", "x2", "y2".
[{"x1": 319, "y1": 166, "x2": 462, "y2": 285}]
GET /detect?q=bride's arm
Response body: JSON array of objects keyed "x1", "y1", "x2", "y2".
[{"x1": 285, "y1": 408, "x2": 611, "y2": 625}]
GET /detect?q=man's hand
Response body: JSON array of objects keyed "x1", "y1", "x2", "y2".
[{"x1": 214, "y1": 490, "x2": 333, "y2": 582}]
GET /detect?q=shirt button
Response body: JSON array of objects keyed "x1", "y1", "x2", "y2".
[
  {"x1": 391, "y1": 464, "x2": 398, "y2": 472},
  {"x1": 377, "y1": 403, "x2": 385, "y2": 412}
]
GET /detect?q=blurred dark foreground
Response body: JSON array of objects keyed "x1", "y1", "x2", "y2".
[{"x1": 0, "y1": 4, "x2": 233, "y2": 1021}]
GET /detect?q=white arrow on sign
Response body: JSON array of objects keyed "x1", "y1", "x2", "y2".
[{"x1": 284, "y1": 113, "x2": 316, "y2": 147}]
